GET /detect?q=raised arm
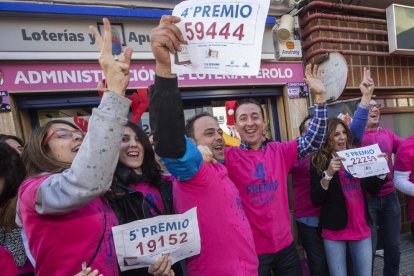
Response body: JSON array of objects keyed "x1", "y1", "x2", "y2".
[
  {"x1": 350, "y1": 67, "x2": 374, "y2": 143},
  {"x1": 149, "y1": 16, "x2": 202, "y2": 181},
  {"x1": 35, "y1": 18, "x2": 132, "y2": 214},
  {"x1": 298, "y1": 64, "x2": 327, "y2": 159}
]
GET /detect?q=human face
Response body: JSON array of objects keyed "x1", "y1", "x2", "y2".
[
  {"x1": 332, "y1": 123, "x2": 347, "y2": 152},
  {"x1": 119, "y1": 126, "x2": 144, "y2": 172},
  {"x1": 5, "y1": 138, "x2": 23, "y2": 155},
  {"x1": 46, "y1": 123, "x2": 84, "y2": 163},
  {"x1": 367, "y1": 99, "x2": 381, "y2": 128},
  {"x1": 235, "y1": 103, "x2": 266, "y2": 150},
  {"x1": 193, "y1": 116, "x2": 225, "y2": 161}
]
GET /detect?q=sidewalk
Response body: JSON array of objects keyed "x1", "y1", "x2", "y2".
[{"x1": 373, "y1": 233, "x2": 414, "y2": 275}]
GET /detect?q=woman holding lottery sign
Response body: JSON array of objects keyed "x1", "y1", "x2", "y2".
[{"x1": 310, "y1": 117, "x2": 388, "y2": 276}]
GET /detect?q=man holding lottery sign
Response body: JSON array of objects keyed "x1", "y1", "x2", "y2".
[{"x1": 149, "y1": 14, "x2": 259, "y2": 276}]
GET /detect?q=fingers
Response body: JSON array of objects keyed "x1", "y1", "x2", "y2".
[
  {"x1": 148, "y1": 255, "x2": 164, "y2": 273},
  {"x1": 89, "y1": 25, "x2": 103, "y2": 52},
  {"x1": 101, "y1": 18, "x2": 113, "y2": 58},
  {"x1": 198, "y1": 145, "x2": 214, "y2": 163},
  {"x1": 159, "y1": 15, "x2": 184, "y2": 41},
  {"x1": 151, "y1": 17, "x2": 184, "y2": 54},
  {"x1": 160, "y1": 15, "x2": 182, "y2": 27},
  {"x1": 361, "y1": 67, "x2": 374, "y2": 87},
  {"x1": 329, "y1": 156, "x2": 344, "y2": 172},
  {"x1": 74, "y1": 267, "x2": 102, "y2": 276},
  {"x1": 149, "y1": 254, "x2": 173, "y2": 275},
  {"x1": 378, "y1": 152, "x2": 388, "y2": 161}
]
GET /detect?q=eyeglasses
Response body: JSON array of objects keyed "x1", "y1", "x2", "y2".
[
  {"x1": 369, "y1": 104, "x2": 382, "y2": 110},
  {"x1": 43, "y1": 128, "x2": 84, "y2": 145}
]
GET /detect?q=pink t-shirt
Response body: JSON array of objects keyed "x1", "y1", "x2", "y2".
[
  {"x1": 360, "y1": 128, "x2": 402, "y2": 196},
  {"x1": 225, "y1": 140, "x2": 298, "y2": 255},
  {"x1": 322, "y1": 168, "x2": 371, "y2": 240},
  {"x1": 0, "y1": 245, "x2": 17, "y2": 276},
  {"x1": 291, "y1": 155, "x2": 321, "y2": 219},
  {"x1": 131, "y1": 182, "x2": 165, "y2": 216},
  {"x1": 18, "y1": 175, "x2": 119, "y2": 276},
  {"x1": 394, "y1": 134, "x2": 414, "y2": 221},
  {"x1": 173, "y1": 162, "x2": 258, "y2": 276}
]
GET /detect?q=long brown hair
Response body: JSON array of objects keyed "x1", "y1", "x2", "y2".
[
  {"x1": 312, "y1": 118, "x2": 354, "y2": 175},
  {"x1": 0, "y1": 142, "x2": 26, "y2": 232},
  {"x1": 22, "y1": 120, "x2": 81, "y2": 178}
]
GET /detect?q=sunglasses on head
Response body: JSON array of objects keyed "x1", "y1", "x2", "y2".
[{"x1": 43, "y1": 128, "x2": 85, "y2": 145}]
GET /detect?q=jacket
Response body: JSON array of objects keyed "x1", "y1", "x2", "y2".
[{"x1": 310, "y1": 160, "x2": 386, "y2": 230}]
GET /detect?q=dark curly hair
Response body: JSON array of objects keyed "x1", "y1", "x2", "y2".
[{"x1": 0, "y1": 142, "x2": 26, "y2": 232}]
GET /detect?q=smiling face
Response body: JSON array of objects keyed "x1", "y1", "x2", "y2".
[
  {"x1": 332, "y1": 123, "x2": 348, "y2": 152},
  {"x1": 367, "y1": 99, "x2": 380, "y2": 128},
  {"x1": 193, "y1": 116, "x2": 225, "y2": 161},
  {"x1": 235, "y1": 103, "x2": 266, "y2": 150},
  {"x1": 46, "y1": 123, "x2": 83, "y2": 164},
  {"x1": 119, "y1": 126, "x2": 145, "y2": 172}
]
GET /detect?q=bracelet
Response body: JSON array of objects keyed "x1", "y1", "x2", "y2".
[
  {"x1": 322, "y1": 170, "x2": 333, "y2": 180},
  {"x1": 359, "y1": 102, "x2": 370, "y2": 109}
]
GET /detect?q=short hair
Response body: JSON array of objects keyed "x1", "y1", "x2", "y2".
[
  {"x1": 22, "y1": 119, "x2": 81, "y2": 178},
  {"x1": 185, "y1": 112, "x2": 216, "y2": 139},
  {"x1": 299, "y1": 115, "x2": 313, "y2": 135},
  {"x1": 0, "y1": 134, "x2": 24, "y2": 147},
  {"x1": 235, "y1": 98, "x2": 265, "y2": 122}
]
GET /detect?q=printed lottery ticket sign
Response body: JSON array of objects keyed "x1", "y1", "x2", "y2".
[
  {"x1": 336, "y1": 144, "x2": 390, "y2": 178},
  {"x1": 171, "y1": 0, "x2": 270, "y2": 76},
  {"x1": 112, "y1": 208, "x2": 200, "y2": 271}
]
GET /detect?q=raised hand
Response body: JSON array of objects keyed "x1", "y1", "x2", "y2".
[
  {"x1": 359, "y1": 67, "x2": 374, "y2": 106},
  {"x1": 89, "y1": 18, "x2": 133, "y2": 96},
  {"x1": 304, "y1": 63, "x2": 326, "y2": 104},
  {"x1": 150, "y1": 15, "x2": 185, "y2": 78}
]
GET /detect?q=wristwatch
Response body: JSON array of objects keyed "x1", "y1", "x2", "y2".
[{"x1": 322, "y1": 170, "x2": 333, "y2": 181}]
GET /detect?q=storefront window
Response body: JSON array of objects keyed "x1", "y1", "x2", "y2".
[{"x1": 37, "y1": 108, "x2": 92, "y2": 126}]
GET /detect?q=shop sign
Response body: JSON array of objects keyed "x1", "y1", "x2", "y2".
[
  {"x1": 0, "y1": 62, "x2": 304, "y2": 92},
  {"x1": 0, "y1": 17, "x2": 274, "y2": 60},
  {"x1": 0, "y1": 91, "x2": 11, "y2": 112},
  {"x1": 287, "y1": 82, "x2": 308, "y2": 99}
]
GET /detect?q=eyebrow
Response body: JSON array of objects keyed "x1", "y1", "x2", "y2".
[{"x1": 204, "y1": 128, "x2": 215, "y2": 132}]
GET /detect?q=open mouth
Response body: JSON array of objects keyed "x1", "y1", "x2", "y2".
[
  {"x1": 337, "y1": 142, "x2": 346, "y2": 148},
  {"x1": 213, "y1": 145, "x2": 224, "y2": 153},
  {"x1": 72, "y1": 145, "x2": 81, "y2": 152},
  {"x1": 127, "y1": 151, "x2": 140, "y2": 158}
]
